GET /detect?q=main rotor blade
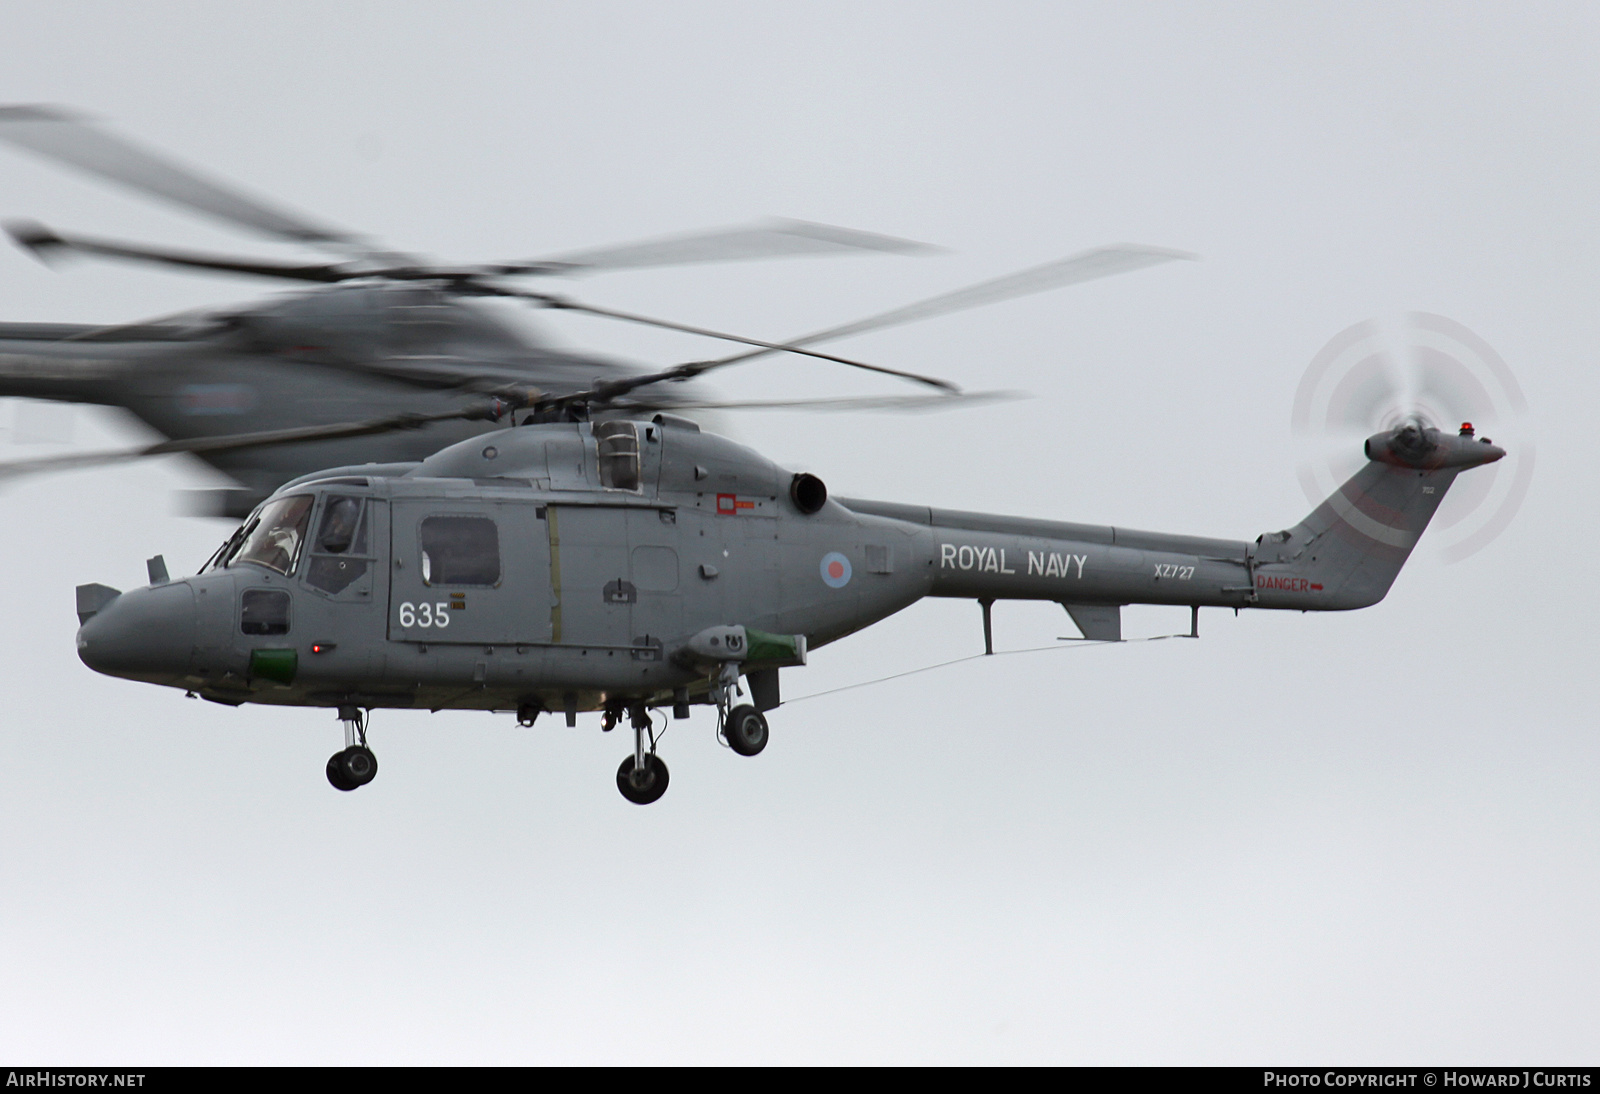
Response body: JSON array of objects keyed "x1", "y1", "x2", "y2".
[
  {"x1": 5, "y1": 218, "x2": 940, "y2": 299},
  {"x1": 6, "y1": 220, "x2": 353, "y2": 282},
  {"x1": 8, "y1": 221, "x2": 961, "y2": 391},
  {"x1": 0, "y1": 105, "x2": 353, "y2": 246},
  {"x1": 518, "y1": 244, "x2": 1190, "y2": 409},
  {"x1": 616, "y1": 390, "x2": 1027, "y2": 413},
  {"x1": 0, "y1": 406, "x2": 498, "y2": 484},
  {"x1": 502, "y1": 218, "x2": 936, "y2": 276},
  {"x1": 499, "y1": 288, "x2": 957, "y2": 391},
  {"x1": 704, "y1": 243, "x2": 1196, "y2": 369}
]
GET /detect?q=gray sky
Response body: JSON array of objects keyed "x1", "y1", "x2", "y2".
[{"x1": 0, "y1": 1, "x2": 1594, "y2": 1064}]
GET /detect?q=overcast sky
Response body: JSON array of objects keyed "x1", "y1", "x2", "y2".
[{"x1": 0, "y1": 1, "x2": 1595, "y2": 1064}]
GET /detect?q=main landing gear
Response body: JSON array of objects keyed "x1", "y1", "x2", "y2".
[
  {"x1": 711, "y1": 661, "x2": 769, "y2": 758},
  {"x1": 327, "y1": 706, "x2": 378, "y2": 792},
  {"x1": 723, "y1": 705, "x2": 769, "y2": 757},
  {"x1": 616, "y1": 704, "x2": 669, "y2": 805}
]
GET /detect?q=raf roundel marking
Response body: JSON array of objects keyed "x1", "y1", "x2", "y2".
[{"x1": 820, "y1": 551, "x2": 852, "y2": 588}]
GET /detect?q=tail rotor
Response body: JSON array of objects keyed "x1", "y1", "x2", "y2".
[{"x1": 1291, "y1": 312, "x2": 1533, "y2": 562}]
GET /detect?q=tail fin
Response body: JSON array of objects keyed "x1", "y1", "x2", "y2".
[{"x1": 1252, "y1": 424, "x2": 1504, "y2": 610}]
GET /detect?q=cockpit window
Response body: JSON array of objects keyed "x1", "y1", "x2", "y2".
[
  {"x1": 306, "y1": 496, "x2": 370, "y2": 595},
  {"x1": 201, "y1": 527, "x2": 244, "y2": 574},
  {"x1": 315, "y1": 496, "x2": 366, "y2": 554},
  {"x1": 229, "y1": 495, "x2": 314, "y2": 576}
]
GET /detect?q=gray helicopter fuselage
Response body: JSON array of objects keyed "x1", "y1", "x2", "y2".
[
  {"x1": 73, "y1": 414, "x2": 1505, "y2": 718},
  {"x1": 76, "y1": 415, "x2": 925, "y2": 713}
]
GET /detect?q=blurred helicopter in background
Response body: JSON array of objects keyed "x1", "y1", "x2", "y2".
[
  {"x1": 0, "y1": 107, "x2": 1194, "y2": 514},
  {"x1": 0, "y1": 107, "x2": 1192, "y2": 514}
]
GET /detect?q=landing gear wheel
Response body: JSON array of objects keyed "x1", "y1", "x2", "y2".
[
  {"x1": 616, "y1": 754, "x2": 670, "y2": 805},
  {"x1": 345, "y1": 745, "x2": 378, "y2": 785},
  {"x1": 725, "y1": 705, "x2": 769, "y2": 757},
  {"x1": 326, "y1": 754, "x2": 357, "y2": 792},
  {"x1": 326, "y1": 745, "x2": 378, "y2": 790}
]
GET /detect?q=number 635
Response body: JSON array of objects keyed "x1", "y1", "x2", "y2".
[{"x1": 399, "y1": 601, "x2": 451, "y2": 628}]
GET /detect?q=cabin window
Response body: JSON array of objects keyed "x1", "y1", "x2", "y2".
[
  {"x1": 420, "y1": 516, "x2": 501, "y2": 586},
  {"x1": 240, "y1": 589, "x2": 291, "y2": 636},
  {"x1": 230, "y1": 495, "x2": 314, "y2": 576},
  {"x1": 595, "y1": 420, "x2": 640, "y2": 491}
]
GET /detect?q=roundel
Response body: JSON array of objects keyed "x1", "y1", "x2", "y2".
[{"x1": 820, "y1": 551, "x2": 852, "y2": 588}]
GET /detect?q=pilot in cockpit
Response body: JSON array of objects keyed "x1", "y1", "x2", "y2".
[{"x1": 228, "y1": 495, "x2": 315, "y2": 576}]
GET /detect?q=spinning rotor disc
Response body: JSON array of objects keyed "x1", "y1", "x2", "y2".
[{"x1": 1291, "y1": 312, "x2": 1534, "y2": 562}]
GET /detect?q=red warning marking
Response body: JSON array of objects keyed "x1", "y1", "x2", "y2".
[
  {"x1": 1256, "y1": 575, "x2": 1321, "y2": 593},
  {"x1": 716, "y1": 493, "x2": 755, "y2": 515}
]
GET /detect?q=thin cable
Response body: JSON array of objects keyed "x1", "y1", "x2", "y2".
[{"x1": 785, "y1": 634, "x2": 1189, "y2": 705}]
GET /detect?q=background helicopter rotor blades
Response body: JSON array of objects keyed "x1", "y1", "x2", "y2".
[
  {"x1": 563, "y1": 243, "x2": 1198, "y2": 399},
  {"x1": 0, "y1": 106, "x2": 939, "y2": 280},
  {"x1": 497, "y1": 247, "x2": 1198, "y2": 413},
  {"x1": 4, "y1": 220, "x2": 355, "y2": 282},
  {"x1": 698, "y1": 243, "x2": 1196, "y2": 369},
  {"x1": 611, "y1": 390, "x2": 1027, "y2": 413},
  {"x1": 5, "y1": 235, "x2": 964, "y2": 392},
  {"x1": 0, "y1": 105, "x2": 356, "y2": 246},
  {"x1": 0, "y1": 106, "x2": 1191, "y2": 495},
  {"x1": 4, "y1": 217, "x2": 939, "y2": 285},
  {"x1": 497, "y1": 218, "x2": 938, "y2": 276},
  {"x1": 491, "y1": 287, "x2": 959, "y2": 391},
  {"x1": 0, "y1": 107, "x2": 1187, "y2": 410}
]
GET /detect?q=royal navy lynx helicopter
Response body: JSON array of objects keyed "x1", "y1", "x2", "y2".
[
  {"x1": 4, "y1": 104, "x2": 1096, "y2": 514},
  {"x1": 59, "y1": 353, "x2": 1505, "y2": 803}
]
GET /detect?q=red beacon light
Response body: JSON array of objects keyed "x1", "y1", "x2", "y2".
[{"x1": 1459, "y1": 422, "x2": 1475, "y2": 437}]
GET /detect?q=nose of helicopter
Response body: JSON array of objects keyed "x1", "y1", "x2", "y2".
[{"x1": 76, "y1": 582, "x2": 196, "y2": 682}]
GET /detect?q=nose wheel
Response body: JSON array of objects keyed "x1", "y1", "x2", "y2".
[
  {"x1": 326, "y1": 706, "x2": 378, "y2": 792},
  {"x1": 616, "y1": 753, "x2": 669, "y2": 805},
  {"x1": 327, "y1": 746, "x2": 378, "y2": 791},
  {"x1": 616, "y1": 705, "x2": 670, "y2": 804}
]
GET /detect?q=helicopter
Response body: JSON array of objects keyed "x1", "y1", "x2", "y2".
[
  {"x1": 62, "y1": 357, "x2": 1505, "y2": 803},
  {"x1": 0, "y1": 106, "x2": 1189, "y2": 515}
]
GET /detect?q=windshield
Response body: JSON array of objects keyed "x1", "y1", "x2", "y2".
[
  {"x1": 228, "y1": 495, "x2": 314, "y2": 576},
  {"x1": 201, "y1": 527, "x2": 244, "y2": 574}
]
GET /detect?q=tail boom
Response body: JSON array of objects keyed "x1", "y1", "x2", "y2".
[{"x1": 839, "y1": 423, "x2": 1505, "y2": 631}]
